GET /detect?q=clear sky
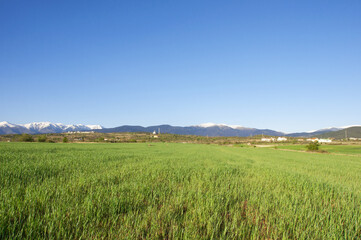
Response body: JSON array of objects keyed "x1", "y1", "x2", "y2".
[{"x1": 1, "y1": 0, "x2": 360, "y2": 132}]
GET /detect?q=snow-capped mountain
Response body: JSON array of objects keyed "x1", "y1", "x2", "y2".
[
  {"x1": 0, "y1": 121, "x2": 30, "y2": 135},
  {"x1": 0, "y1": 121, "x2": 103, "y2": 135},
  {"x1": 193, "y1": 123, "x2": 246, "y2": 129}
]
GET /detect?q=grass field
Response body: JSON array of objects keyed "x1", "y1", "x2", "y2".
[
  {"x1": 277, "y1": 144, "x2": 361, "y2": 155},
  {"x1": 1, "y1": 142, "x2": 361, "y2": 239}
]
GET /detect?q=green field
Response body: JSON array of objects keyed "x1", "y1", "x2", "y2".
[
  {"x1": 1, "y1": 142, "x2": 361, "y2": 239},
  {"x1": 277, "y1": 144, "x2": 361, "y2": 155}
]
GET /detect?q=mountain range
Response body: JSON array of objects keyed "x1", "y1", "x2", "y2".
[
  {"x1": 1, "y1": 121, "x2": 359, "y2": 138},
  {"x1": 0, "y1": 122, "x2": 102, "y2": 135},
  {"x1": 96, "y1": 123, "x2": 285, "y2": 137}
]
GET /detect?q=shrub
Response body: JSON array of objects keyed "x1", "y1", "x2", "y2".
[
  {"x1": 37, "y1": 135, "x2": 47, "y2": 142},
  {"x1": 306, "y1": 141, "x2": 319, "y2": 151},
  {"x1": 20, "y1": 134, "x2": 34, "y2": 142},
  {"x1": 62, "y1": 137, "x2": 68, "y2": 143}
]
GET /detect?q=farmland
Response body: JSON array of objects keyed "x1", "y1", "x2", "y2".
[
  {"x1": 277, "y1": 144, "x2": 361, "y2": 155},
  {"x1": 1, "y1": 142, "x2": 361, "y2": 239}
]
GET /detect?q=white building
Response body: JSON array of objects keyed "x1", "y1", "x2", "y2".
[
  {"x1": 261, "y1": 138, "x2": 275, "y2": 142},
  {"x1": 318, "y1": 139, "x2": 332, "y2": 143},
  {"x1": 349, "y1": 137, "x2": 361, "y2": 141},
  {"x1": 277, "y1": 137, "x2": 287, "y2": 142}
]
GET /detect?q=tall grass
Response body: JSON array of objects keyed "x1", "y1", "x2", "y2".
[{"x1": 1, "y1": 142, "x2": 360, "y2": 239}]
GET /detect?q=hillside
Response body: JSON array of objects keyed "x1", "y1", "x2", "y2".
[
  {"x1": 286, "y1": 127, "x2": 341, "y2": 137},
  {"x1": 315, "y1": 126, "x2": 361, "y2": 139},
  {"x1": 95, "y1": 124, "x2": 285, "y2": 137}
]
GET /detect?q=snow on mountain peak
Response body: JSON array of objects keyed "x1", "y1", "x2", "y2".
[
  {"x1": 305, "y1": 125, "x2": 360, "y2": 133},
  {"x1": 86, "y1": 125, "x2": 103, "y2": 130},
  {"x1": 196, "y1": 123, "x2": 218, "y2": 128},
  {"x1": 0, "y1": 121, "x2": 16, "y2": 127},
  {"x1": 0, "y1": 121, "x2": 24, "y2": 128},
  {"x1": 22, "y1": 122, "x2": 54, "y2": 128},
  {"x1": 194, "y1": 123, "x2": 244, "y2": 129},
  {"x1": 340, "y1": 125, "x2": 361, "y2": 129}
]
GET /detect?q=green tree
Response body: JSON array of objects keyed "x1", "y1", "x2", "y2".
[
  {"x1": 306, "y1": 141, "x2": 319, "y2": 151},
  {"x1": 62, "y1": 137, "x2": 68, "y2": 143}
]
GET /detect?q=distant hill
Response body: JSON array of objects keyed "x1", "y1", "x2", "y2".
[
  {"x1": 286, "y1": 127, "x2": 341, "y2": 137},
  {"x1": 315, "y1": 127, "x2": 361, "y2": 139},
  {"x1": 96, "y1": 124, "x2": 285, "y2": 137}
]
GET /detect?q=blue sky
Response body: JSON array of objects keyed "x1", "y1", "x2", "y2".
[{"x1": 1, "y1": 0, "x2": 360, "y2": 132}]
